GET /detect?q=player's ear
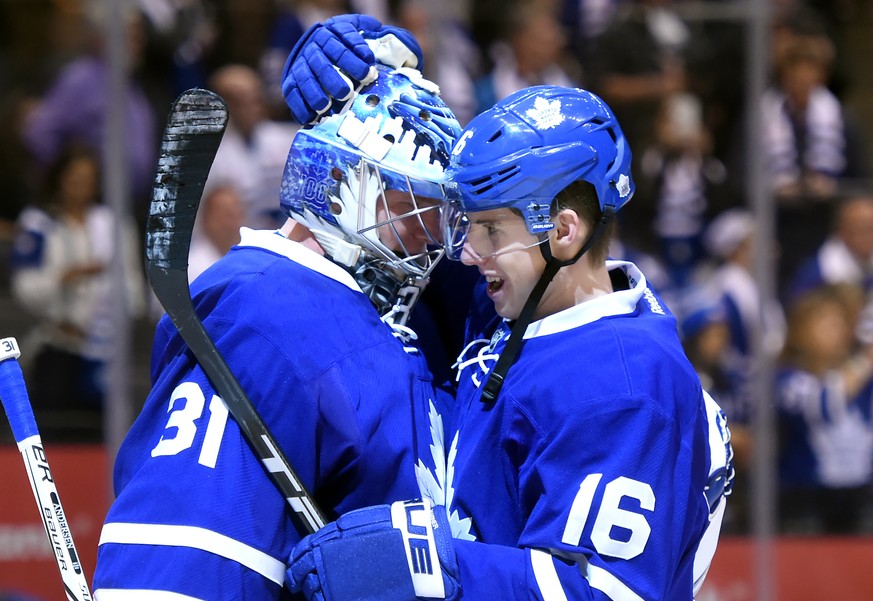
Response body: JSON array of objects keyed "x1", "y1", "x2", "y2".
[{"x1": 550, "y1": 209, "x2": 586, "y2": 261}]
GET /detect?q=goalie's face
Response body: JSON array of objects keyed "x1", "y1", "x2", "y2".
[
  {"x1": 345, "y1": 160, "x2": 446, "y2": 277},
  {"x1": 375, "y1": 190, "x2": 442, "y2": 258}
]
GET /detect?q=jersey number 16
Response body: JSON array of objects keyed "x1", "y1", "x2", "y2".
[{"x1": 562, "y1": 474, "x2": 655, "y2": 560}]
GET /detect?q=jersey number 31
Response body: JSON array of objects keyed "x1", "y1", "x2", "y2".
[{"x1": 151, "y1": 381, "x2": 229, "y2": 468}]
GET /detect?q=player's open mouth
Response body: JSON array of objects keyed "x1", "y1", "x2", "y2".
[{"x1": 486, "y1": 275, "x2": 504, "y2": 294}]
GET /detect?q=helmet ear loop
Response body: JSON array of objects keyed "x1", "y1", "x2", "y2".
[
  {"x1": 554, "y1": 205, "x2": 615, "y2": 268},
  {"x1": 537, "y1": 203, "x2": 614, "y2": 266}
]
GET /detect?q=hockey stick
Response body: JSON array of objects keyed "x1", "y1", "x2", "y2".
[
  {"x1": 0, "y1": 337, "x2": 93, "y2": 601},
  {"x1": 146, "y1": 88, "x2": 325, "y2": 534}
]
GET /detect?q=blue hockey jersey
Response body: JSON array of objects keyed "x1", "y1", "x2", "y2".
[
  {"x1": 445, "y1": 261, "x2": 731, "y2": 600},
  {"x1": 93, "y1": 228, "x2": 452, "y2": 600}
]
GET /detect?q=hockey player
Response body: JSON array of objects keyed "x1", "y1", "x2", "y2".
[
  {"x1": 281, "y1": 19, "x2": 734, "y2": 601},
  {"x1": 91, "y1": 59, "x2": 462, "y2": 599}
]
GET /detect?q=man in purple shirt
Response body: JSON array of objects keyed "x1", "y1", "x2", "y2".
[{"x1": 22, "y1": 11, "x2": 157, "y2": 203}]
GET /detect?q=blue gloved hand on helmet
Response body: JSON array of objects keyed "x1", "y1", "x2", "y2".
[
  {"x1": 281, "y1": 14, "x2": 424, "y2": 124},
  {"x1": 286, "y1": 499, "x2": 460, "y2": 601}
]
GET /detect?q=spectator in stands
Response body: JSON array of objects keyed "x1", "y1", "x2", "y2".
[
  {"x1": 204, "y1": 64, "x2": 298, "y2": 229},
  {"x1": 680, "y1": 294, "x2": 753, "y2": 533},
  {"x1": 777, "y1": 283, "x2": 873, "y2": 534},
  {"x1": 560, "y1": 0, "x2": 622, "y2": 67},
  {"x1": 703, "y1": 208, "x2": 786, "y2": 362},
  {"x1": 787, "y1": 194, "x2": 873, "y2": 301},
  {"x1": 472, "y1": 0, "x2": 579, "y2": 115},
  {"x1": 20, "y1": 7, "x2": 157, "y2": 208},
  {"x1": 587, "y1": 0, "x2": 691, "y2": 151},
  {"x1": 392, "y1": 0, "x2": 482, "y2": 125},
  {"x1": 586, "y1": 0, "x2": 693, "y2": 251},
  {"x1": 9, "y1": 145, "x2": 146, "y2": 438},
  {"x1": 188, "y1": 184, "x2": 245, "y2": 283},
  {"x1": 761, "y1": 34, "x2": 870, "y2": 201},
  {"x1": 638, "y1": 91, "x2": 729, "y2": 285},
  {"x1": 137, "y1": 0, "x2": 218, "y2": 98},
  {"x1": 695, "y1": 208, "x2": 785, "y2": 533}
]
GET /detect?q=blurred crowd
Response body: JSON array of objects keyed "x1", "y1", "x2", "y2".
[{"x1": 2, "y1": 0, "x2": 873, "y2": 536}]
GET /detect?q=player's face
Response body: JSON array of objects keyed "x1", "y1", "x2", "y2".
[
  {"x1": 460, "y1": 208, "x2": 549, "y2": 320},
  {"x1": 376, "y1": 190, "x2": 442, "y2": 257}
]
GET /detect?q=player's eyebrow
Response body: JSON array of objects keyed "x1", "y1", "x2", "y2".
[{"x1": 468, "y1": 212, "x2": 515, "y2": 226}]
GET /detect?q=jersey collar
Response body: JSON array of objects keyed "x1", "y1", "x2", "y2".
[
  {"x1": 522, "y1": 260, "x2": 648, "y2": 339},
  {"x1": 236, "y1": 227, "x2": 362, "y2": 293}
]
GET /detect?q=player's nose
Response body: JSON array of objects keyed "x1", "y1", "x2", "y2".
[{"x1": 460, "y1": 243, "x2": 484, "y2": 266}]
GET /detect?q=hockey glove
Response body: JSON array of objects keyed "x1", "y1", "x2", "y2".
[
  {"x1": 286, "y1": 499, "x2": 460, "y2": 601},
  {"x1": 281, "y1": 14, "x2": 424, "y2": 124}
]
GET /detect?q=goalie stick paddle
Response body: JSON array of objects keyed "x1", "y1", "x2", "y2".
[
  {"x1": 0, "y1": 337, "x2": 93, "y2": 601},
  {"x1": 146, "y1": 88, "x2": 325, "y2": 534}
]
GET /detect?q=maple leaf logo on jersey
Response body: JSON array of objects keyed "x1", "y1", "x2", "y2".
[
  {"x1": 526, "y1": 97, "x2": 564, "y2": 130},
  {"x1": 445, "y1": 431, "x2": 475, "y2": 540},
  {"x1": 414, "y1": 400, "x2": 446, "y2": 506},
  {"x1": 414, "y1": 402, "x2": 475, "y2": 541}
]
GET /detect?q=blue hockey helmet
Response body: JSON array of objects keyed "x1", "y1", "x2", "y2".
[
  {"x1": 279, "y1": 64, "x2": 461, "y2": 279},
  {"x1": 442, "y1": 86, "x2": 634, "y2": 260}
]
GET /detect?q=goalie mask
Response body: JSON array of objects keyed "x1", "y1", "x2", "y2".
[
  {"x1": 441, "y1": 85, "x2": 634, "y2": 260},
  {"x1": 280, "y1": 64, "x2": 461, "y2": 315}
]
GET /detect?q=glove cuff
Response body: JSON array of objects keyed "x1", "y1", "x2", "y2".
[
  {"x1": 366, "y1": 34, "x2": 420, "y2": 70},
  {"x1": 389, "y1": 499, "x2": 449, "y2": 599}
]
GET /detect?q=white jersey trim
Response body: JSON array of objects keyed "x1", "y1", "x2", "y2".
[
  {"x1": 693, "y1": 495, "x2": 726, "y2": 595},
  {"x1": 95, "y1": 589, "x2": 205, "y2": 600},
  {"x1": 530, "y1": 549, "x2": 569, "y2": 601},
  {"x1": 587, "y1": 564, "x2": 645, "y2": 601},
  {"x1": 703, "y1": 390, "x2": 729, "y2": 479},
  {"x1": 523, "y1": 261, "x2": 648, "y2": 339},
  {"x1": 236, "y1": 227, "x2": 362, "y2": 293},
  {"x1": 99, "y1": 522, "x2": 286, "y2": 585}
]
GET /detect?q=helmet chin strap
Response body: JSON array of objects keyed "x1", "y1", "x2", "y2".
[{"x1": 480, "y1": 206, "x2": 615, "y2": 403}]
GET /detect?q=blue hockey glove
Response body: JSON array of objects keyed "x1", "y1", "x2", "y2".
[
  {"x1": 281, "y1": 14, "x2": 424, "y2": 124},
  {"x1": 286, "y1": 499, "x2": 459, "y2": 601}
]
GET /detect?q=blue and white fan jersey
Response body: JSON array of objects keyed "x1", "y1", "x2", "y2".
[
  {"x1": 445, "y1": 261, "x2": 733, "y2": 601},
  {"x1": 777, "y1": 365, "x2": 873, "y2": 489},
  {"x1": 93, "y1": 228, "x2": 451, "y2": 600}
]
